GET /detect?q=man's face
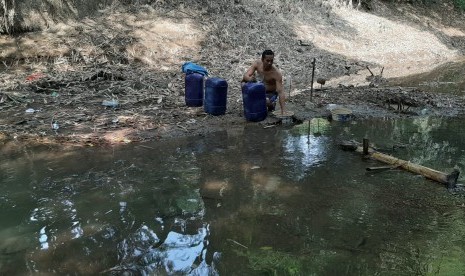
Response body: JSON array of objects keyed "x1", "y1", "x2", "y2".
[{"x1": 262, "y1": 55, "x2": 274, "y2": 70}]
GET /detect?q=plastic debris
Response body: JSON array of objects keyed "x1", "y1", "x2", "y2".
[
  {"x1": 102, "y1": 100, "x2": 119, "y2": 107},
  {"x1": 52, "y1": 122, "x2": 59, "y2": 130},
  {"x1": 326, "y1": 104, "x2": 341, "y2": 111},
  {"x1": 25, "y1": 108, "x2": 36, "y2": 113}
]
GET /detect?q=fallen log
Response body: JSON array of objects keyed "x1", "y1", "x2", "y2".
[{"x1": 341, "y1": 140, "x2": 460, "y2": 189}]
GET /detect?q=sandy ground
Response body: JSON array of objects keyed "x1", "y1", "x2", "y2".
[{"x1": 1, "y1": 1, "x2": 465, "y2": 147}]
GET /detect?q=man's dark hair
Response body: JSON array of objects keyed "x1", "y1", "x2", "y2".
[{"x1": 261, "y1": 49, "x2": 274, "y2": 60}]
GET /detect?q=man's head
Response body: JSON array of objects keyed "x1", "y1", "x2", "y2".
[{"x1": 261, "y1": 49, "x2": 274, "y2": 70}]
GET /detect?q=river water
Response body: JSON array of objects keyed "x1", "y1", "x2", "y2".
[{"x1": 1, "y1": 117, "x2": 465, "y2": 275}]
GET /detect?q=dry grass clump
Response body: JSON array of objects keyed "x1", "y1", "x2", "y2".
[{"x1": 0, "y1": 0, "x2": 121, "y2": 34}]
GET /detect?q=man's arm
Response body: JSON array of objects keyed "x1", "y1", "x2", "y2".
[
  {"x1": 276, "y1": 72, "x2": 286, "y2": 114},
  {"x1": 242, "y1": 61, "x2": 258, "y2": 82}
]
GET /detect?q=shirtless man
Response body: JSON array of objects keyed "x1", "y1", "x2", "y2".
[{"x1": 242, "y1": 50, "x2": 285, "y2": 114}]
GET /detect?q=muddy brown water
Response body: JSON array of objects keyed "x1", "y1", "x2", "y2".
[{"x1": 1, "y1": 117, "x2": 465, "y2": 275}]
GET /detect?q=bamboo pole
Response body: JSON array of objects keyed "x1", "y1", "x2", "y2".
[{"x1": 341, "y1": 141, "x2": 460, "y2": 188}]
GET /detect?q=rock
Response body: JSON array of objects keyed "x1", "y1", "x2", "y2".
[{"x1": 305, "y1": 101, "x2": 316, "y2": 109}]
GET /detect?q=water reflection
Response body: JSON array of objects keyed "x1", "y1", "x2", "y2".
[
  {"x1": 1, "y1": 118, "x2": 465, "y2": 275},
  {"x1": 282, "y1": 133, "x2": 328, "y2": 180},
  {"x1": 106, "y1": 224, "x2": 218, "y2": 275}
]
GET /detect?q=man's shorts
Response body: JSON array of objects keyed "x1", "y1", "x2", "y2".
[{"x1": 266, "y1": 92, "x2": 278, "y2": 111}]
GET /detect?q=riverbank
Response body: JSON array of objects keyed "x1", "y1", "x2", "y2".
[
  {"x1": 1, "y1": 0, "x2": 464, "y2": 147},
  {"x1": 1, "y1": 80, "x2": 464, "y2": 148}
]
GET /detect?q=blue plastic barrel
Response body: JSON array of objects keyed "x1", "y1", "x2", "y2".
[
  {"x1": 205, "y1": 77, "x2": 228, "y2": 116},
  {"x1": 185, "y1": 73, "x2": 204, "y2": 107},
  {"x1": 242, "y1": 82, "x2": 267, "y2": 122}
]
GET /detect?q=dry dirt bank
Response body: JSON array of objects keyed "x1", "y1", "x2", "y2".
[{"x1": 0, "y1": 0, "x2": 465, "y2": 147}]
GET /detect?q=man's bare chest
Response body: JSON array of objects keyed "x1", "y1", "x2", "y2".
[{"x1": 257, "y1": 69, "x2": 276, "y2": 84}]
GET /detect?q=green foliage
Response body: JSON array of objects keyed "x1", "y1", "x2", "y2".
[{"x1": 454, "y1": 0, "x2": 465, "y2": 10}]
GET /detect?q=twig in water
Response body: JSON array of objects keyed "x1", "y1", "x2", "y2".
[
  {"x1": 139, "y1": 145, "x2": 155, "y2": 150},
  {"x1": 227, "y1": 239, "x2": 248, "y2": 249},
  {"x1": 263, "y1": 124, "x2": 278, "y2": 129}
]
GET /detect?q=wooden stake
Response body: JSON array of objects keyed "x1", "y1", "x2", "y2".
[
  {"x1": 288, "y1": 74, "x2": 292, "y2": 99},
  {"x1": 363, "y1": 138, "x2": 369, "y2": 155},
  {"x1": 310, "y1": 58, "x2": 316, "y2": 102}
]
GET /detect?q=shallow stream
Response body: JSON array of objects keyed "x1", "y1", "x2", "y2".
[{"x1": 1, "y1": 117, "x2": 465, "y2": 275}]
